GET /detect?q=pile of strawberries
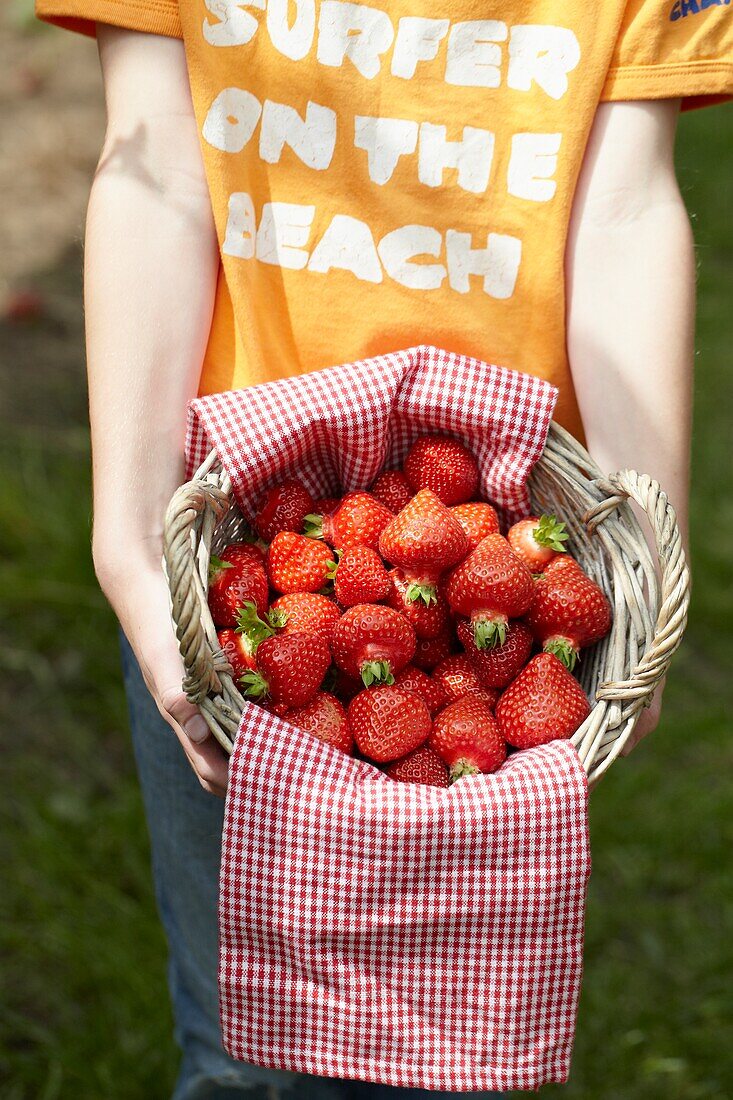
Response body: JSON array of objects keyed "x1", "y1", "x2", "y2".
[{"x1": 208, "y1": 436, "x2": 612, "y2": 787}]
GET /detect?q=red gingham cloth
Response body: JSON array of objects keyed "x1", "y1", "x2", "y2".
[
  {"x1": 185, "y1": 344, "x2": 558, "y2": 524},
  {"x1": 219, "y1": 716, "x2": 590, "y2": 1093},
  {"x1": 182, "y1": 346, "x2": 592, "y2": 1092}
]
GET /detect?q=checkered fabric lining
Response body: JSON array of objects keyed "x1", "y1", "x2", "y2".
[
  {"x1": 184, "y1": 345, "x2": 558, "y2": 525},
  {"x1": 219, "y1": 711, "x2": 591, "y2": 1092}
]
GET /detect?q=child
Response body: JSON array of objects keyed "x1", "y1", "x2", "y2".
[{"x1": 34, "y1": 0, "x2": 733, "y2": 1096}]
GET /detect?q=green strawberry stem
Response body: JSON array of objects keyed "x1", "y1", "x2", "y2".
[
  {"x1": 325, "y1": 557, "x2": 339, "y2": 582},
  {"x1": 238, "y1": 669, "x2": 270, "y2": 700},
  {"x1": 472, "y1": 614, "x2": 508, "y2": 650},
  {"x1": 303, "y1": 513, "x2": 325, "y2": 540},
  {"x1": 534, "y1": 514, "x2": 569, "y2": 553},
  {"x1": 543, "y1": 636, "x2": 579, "y2": 671},
  {"x1": 235, "y1": 601, "x2": 276, "y2": 650},
  {"x1": 450, "y1": 759, "x2": 480, "y2": 781},
  {"x1": 208, "y1": 554, "x2": 234, "y2": 583},
  {"x1": 360, "y1": 659, "x2": 395, "y2": 688},
  {"x1": 266, "y1": 608, "x2": 288, "y2": 629},
  {"x1": 320, "y1": 553, "x2": 338, "y2": 592},
  {"x1": 405, "y1": 581, "x2": 438, "y2": 606}
]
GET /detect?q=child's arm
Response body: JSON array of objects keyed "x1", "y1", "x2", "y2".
[
  {"x1": 565, "y1": 98, "x2": 696, "y2": 752},
  {"x1": 86, "y1": 26, "x2": 227, "y2": 794}
]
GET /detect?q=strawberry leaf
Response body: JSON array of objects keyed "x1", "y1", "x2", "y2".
[
  {"x1": 319, "y1": 562, "x2": 338, "y2": 595},
  {"x1": 303, "y1": 513, "x2": 325, "y2": 540},
  {"x1": 544, "y1": 637, "x2": 579, "y2": 671},
  {"x1": 235, "y1": 601, "x2": 275, "y2": 649},
  {"x1": 238, "y1": 670, "x2": 269, "y2": 699},
  {"x1": 208, "y1": 554, "x2": 234, "y2": 583},
  {"x1": 405, "y1": 582, "x2": 438, "y2": 606},
  {"x1": 325, "y1": 558, "x2": 339, "y2": 582},
  {"x1": 361, "y1": 660, "x2": 394, "y2": 688},
  {"x1": 472, "y1": 617, "x2": 507, "y2": 650},
  {"x1": 534, "y1": 514, "x2": 569, "y2": 553},
  {"x1": 450, "y1": 759, "x2": 480, "y2": 781},
  {"x1": 266, "y1": 608, "x2": 288, "y2": 630}
]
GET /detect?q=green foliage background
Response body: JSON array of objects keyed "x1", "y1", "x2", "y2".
[{"x1": 1, "y1": 40, "x2": 731, "y2": 1100}]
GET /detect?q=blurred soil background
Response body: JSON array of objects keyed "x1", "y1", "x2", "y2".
[{"x1": 1, "y1": 4, "x2": 731, "y2": 1098}]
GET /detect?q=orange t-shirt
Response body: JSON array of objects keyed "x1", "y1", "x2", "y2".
[{"x1": 36, "y1": 0, "x2": 733, "y2": 437}]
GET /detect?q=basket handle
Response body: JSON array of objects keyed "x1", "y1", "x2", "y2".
[
  {"x1": 162, "y1": 478, "x2": 231, "y2": 703},
  {"x1": 584, "y1": 469, "x2": 691, "y2": 710}
]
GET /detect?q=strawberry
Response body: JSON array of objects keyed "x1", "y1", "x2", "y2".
[
  {"x1": 207, "y1": 544, "x2": 269, "y2": 626},
  {"x1": 217, "y1": 628, "x2": 258, "y2": 679},
  {"x1": 379, "y1": 489, "x2": 469, "y2": 605},
  {"x1": 412, "y1": 630, "x2": 457, "y2": 671},
  {"x1": 234, "y1": 595, "x2": 338, "y2": 658},
  {"x1": 240, "y1": 631, "x2": 330, "y2": 709},
  {"x1": 266, "y1": 532, "x2": 336, "y2": 594},
  {"x1": 432, "y1": 654, "x2": 498, "y2": 708},
  {"x1": 429, "y1": 696, "x2": 506, "y2": 780},
  {"x1": 348, "y1": 686, "x2": 431, "y2": 762},
  {"x1": 403, "y1": 435, "x2": 479, "y2": 505},
  {"x1": 457, "y1": 618, "x2": 533, "y2": 689},
  {"x1": 386, "y1": 745, "x2": 450, "y2": 787},
  {"x1": 332, "y1": 546, "x2": 391, "y2": 608},
  {"x1": 212, "y1": 542, "x2": 265, "y2": 570},
  {"x1": 268, "y1": 592, "x2": 341, "y2": 642},
  {"x1": 507, "y1": 514, "x2": 569, "y2": 572},
  {"x1": 370, "y1": 470, "x2": 413, "y2": 513},
  {"x1": 305, "y1": 491, "x2": 392, "y2": 552},
  {"x1": 451, "y1": 502, "x2": 500, "y2": 552},
  {"x1": 286, "y1": 691, "x2": 353, "y2": 755},
  {"x1": 386, "y1": 569, "x2": 451, "y2": 639},
  {"x1": 445, "y1": 533, "x2": 534, "y2": 649},
  {"x1": 393, "y1": 665, "x2": 448, "y2": 716},
  {"x1": 495, "y1": 653, "x2": 591, "y2": 747},
  {"x1": 254, "y1": 478, "x2": 315, "y2": 541},
  {"x1": 263, "y1": 701, "x2": 290, "y2": 717},
  {"x1": 312, "y1": 495, "x2": 341, "y2": 517},
  {"x1": 543, "y1": 554, "x2": 581, "y2": 577},
  {"x1": 525, "y1": 558, "x2": 612, "y2": 670},
  {"x1": 331, "y1": 604, "x2": 416, "y2": 686}
]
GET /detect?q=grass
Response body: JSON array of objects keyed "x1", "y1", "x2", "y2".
[{"x1": 1, "y1": 103, "x2": 732, "y2": 1099}]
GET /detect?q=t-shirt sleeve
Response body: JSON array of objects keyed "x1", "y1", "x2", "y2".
[
  {"x1": 35, "y1": 0, "x2": 182, "y2": 40},
  {"x1": 600, "y1": 0, "x2": 733, "y2": 110}
]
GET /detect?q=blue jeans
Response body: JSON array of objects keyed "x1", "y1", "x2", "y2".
[{"x1": 119, "y1": 626, "x2": 503, "y2": 1100}]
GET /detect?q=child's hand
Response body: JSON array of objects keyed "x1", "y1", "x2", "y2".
[
  {"x1": 97, "y1": 557, "x2": 229, "y2": 797},
  {"x1": 620, "y1": 679, "x2": 665, "y2": 757}
]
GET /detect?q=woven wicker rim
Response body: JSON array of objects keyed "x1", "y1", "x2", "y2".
[{"x1": 162, "y1": 422, "x2": 690, "y2": 788}]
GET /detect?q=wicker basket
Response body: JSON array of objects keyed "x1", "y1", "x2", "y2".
[{"x1": 162, "y1": 421, "x2": 690, "y2": 787}]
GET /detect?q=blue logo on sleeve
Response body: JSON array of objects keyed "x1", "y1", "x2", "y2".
[{"x1": 671, "y1": 0, "x2": 730, "y2": 21}]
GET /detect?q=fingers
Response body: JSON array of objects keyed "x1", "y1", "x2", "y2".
[
  {"x1": 155, "y1": 683, "x2": 230, "y2": 798},
  {"x1": 158, "y1": 682, "x2": 211, "y2": 745},
  {"x1": 620, "y1": 693, "x2": 663, "y2": 756},
  {"x1": 176, "y1": 731, "x2": 230, "y2": 798},
  {"x1": 620, "y1": 730, "x2": 644, "y2": 757},
  {"x1": 116, "y1": 576, "x2": 230, "y2": 796},
  {"x1": 103, "y1": 563, "x2": 230, "y2": 795}
]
